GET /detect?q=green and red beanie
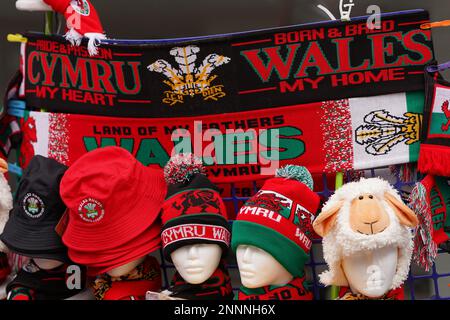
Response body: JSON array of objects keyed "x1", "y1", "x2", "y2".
[
  {"x1": 161, "y1": 154, "x2": 230, "y2": 262},
  {"x1": 231, "y1": 165, "x2": 320, "y2": 278}
]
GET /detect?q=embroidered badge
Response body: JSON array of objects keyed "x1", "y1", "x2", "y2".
[
  {"x1": 78, "y1": 198, "x2": 105, "y2": 222},
  {"x1": 71, "y1": 0, "x2": 90, "y2": 16},
  {"x1": 23, "y1": 193, "x2": 45, "y2": 219}
]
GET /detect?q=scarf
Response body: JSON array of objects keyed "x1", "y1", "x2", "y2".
[
  {"x1": 15, "y1": 90, "x2": 424, "y2": 184},
  {"x1": 0, "y1": 252, "x2": 10, "y2": 284},
  {"x1": 418, "y1": 63, "x2": 450, "y2": 176},
  {"x1": 92, "y1": 256, "x2": 161, "y2": 300},
  {"x1": 409, "y1": 175, "x2": 450, "y2": 271},
  {"x1": 22, "y1": 11, "x2": 432, "y2": 118},
  {"x1": 165, "y1": 261, "x2": 233, "y2": 300},
  {"x1": 338, "y1": 286, "x2": 404, "y2": 300},
  {"x1": 6, "y1": 259, "x2": 84, "y2": 300},
  {"x1": 237, "y1": 276, "x2": 313, "y2": 300}
]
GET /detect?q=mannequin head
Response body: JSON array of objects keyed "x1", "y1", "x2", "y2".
[
  {"x1": 16, "y1": 0, "x2": 52, "y2": 11},
  {"x1": 171, "y1": 244, "x2": 222, "y2": 284},
  {"x1": 33, "y1": 258, "x2": 64, "y2": 270},
  {"x1": 236, "y1": 245, "x2": 293, "y2": 288},
  {"x1": 341, "y1": 245, "x2": 398, "y2": 298},
  {"x1": 106, "y1": 256, "x2": 146, "y2": 277}
]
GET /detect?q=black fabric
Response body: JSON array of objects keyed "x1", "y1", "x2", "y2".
[
  {"x1": 161, "y1": 214, "x2": 231, "y2": 262},
  {"x1": 421, "y1": 63, "x2": 450, "y2": 152},
  {"x1": 166, "y1": 174, "x2": 220, "y2": 199},
  {"x1": 167, "y1": 261, "x2": 233, "y2": 300},
  {"x1": 1, "y1": 155, "x2": 69, "y2": 261},
  {"x1": 22, "y1": 10, "x2": 434, "y2": 118},
  {"x1": 6, "y1": 260, "x2": 85, "y2": 300}
]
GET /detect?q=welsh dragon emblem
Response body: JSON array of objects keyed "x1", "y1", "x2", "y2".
[
  {"x1": 355, "y1": 109, "x2": 422, "y2": 156},
  {"x1": 147, "y1": 46, "x2": 231, "y2": 106}
]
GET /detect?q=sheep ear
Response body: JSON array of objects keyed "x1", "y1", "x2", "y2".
[
  {"x1": 384, "y1": 192, "x2": 418, "y2": 227},
  {"x1": 313, "y1": 201, "x2": 343, "y2": 237},
  {"x1": 0, "y1": 159, "x2": 7, "y2": 174}
]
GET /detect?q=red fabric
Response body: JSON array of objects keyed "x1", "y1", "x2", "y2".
[
  {"x1": 44, "y1": 0, "x2": 104, "y2": 35},
  {"x1": 420, "y1": 175, "x2": 450, "y2": 245},
  {"x1": 60, "y1": 146, "x2": 166, "y2": 264},
  {"x1": 338, "y1": 286, "x2": 405, "y2": 300},
  {"x1": 43, "y1": 0, "x2": 71, "y2": 13},
  {"x1": 418, "y1": 144, "x2": 450, "y2": 177},
  {"x1": 102, "y1": 280, "x2": 158, "y2": 300},
  {"x1": 263, "y1": 178, "x2": 320, "y2": 214},
  {"x1": 236, "y1": 177, "x2": 320, "y2": 252},
  {"x1": 26, "y1": 102, "x2": 329, "y2": 184},
  {"x1": 161, "y1": 189, "x2": 227, "y2": 225}
]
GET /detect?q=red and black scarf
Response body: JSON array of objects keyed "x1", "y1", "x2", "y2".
[
  {"x1": 237, "y1": 276, "x2": 313, "y2": 300},
  {"x1": 92, "y1": 256, "x2": 162, "y2": 300},
  {"x1": 338, "y1": 286, "x2": 405, "y2": 300},
  {"x1": 418, "y1": 63, "x2": 450, "y2": 176},
  {"x1": 6, "y1": 259, "x2": 85, "y2": 300},
  {"x1": 166, "y1": 261, "x2": 233, "y2": 300}
]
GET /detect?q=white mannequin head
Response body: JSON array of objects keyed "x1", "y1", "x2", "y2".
[
  {"x1": 341, "y1": 245, "x2": 398, "y2": 298},
  {"x1": 33, "y1": 258, "x2": 63, "y2": 270},
  {"x1": 107, "y1": 256, "x2": 146, "y2": 277},
  {"x1": 236, "y1": 245, "x2": 293, "y2": 288},
  {"x1": 171, "y1": 243, "x2": 222, "y2": 284},
  {"x1": 16, "y1": 0, "x2": 52, "y2": 11}
]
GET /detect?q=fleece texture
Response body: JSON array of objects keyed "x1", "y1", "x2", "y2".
[{"x1": 319, "y1": 177, "x2": 414, "y2": 290}]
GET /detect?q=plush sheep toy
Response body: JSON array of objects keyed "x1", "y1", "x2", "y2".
[
  {"x1": 0, "y1": 159, "x2": 12, "y2": 253},
  {"x1": 313, "y1": 177, "x2": 419, "y2": 299}
]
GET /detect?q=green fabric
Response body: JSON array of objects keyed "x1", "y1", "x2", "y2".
[
  {"x1": 435, "y1": 176, "x2": 450, "y2": 237},
  {"x1": 231, "y1": 220, "x2": 308, "y2": 278},
  {"x1": 406, "y1": 90, "x2": 425, "y2": 161}
]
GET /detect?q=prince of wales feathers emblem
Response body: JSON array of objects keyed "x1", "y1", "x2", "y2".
[
  {"x1": 84, "y1": 202, "x2": 98, "y2": 219},
  {"x1": 147, "y1": 46, "x2": 231, "y2": 106},
  {"x1": 355, "y1": 109, "x2": 422, "y2": 155}
]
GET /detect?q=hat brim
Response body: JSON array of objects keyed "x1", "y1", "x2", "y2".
[
  {"x1": 67, "y1": 223, "x2": 161, "y2": 272},
  {"x1": 4, "y1": 243, "x2": 70, "y2": 264},
  {"x1": 62, "y1": 166, "x2": 166, "y2": 252},
  {"x1": 1, "y1": 210, "x2": 66, "y2": 253}
]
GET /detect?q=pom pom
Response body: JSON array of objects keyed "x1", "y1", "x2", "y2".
[
  {"x1": 164, "y1": 153, "x2": 205, "y2": 185},
  {"x1": 275, "y1": 165, "x2": 313, "y2": 190}
]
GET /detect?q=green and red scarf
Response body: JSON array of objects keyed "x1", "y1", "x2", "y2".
[
  {"x1": 409, "y1": 175, "x2": 450, "y2": 271},
  {"x1": 236, "y1": 276, "x2": 313, "y2": 300}
]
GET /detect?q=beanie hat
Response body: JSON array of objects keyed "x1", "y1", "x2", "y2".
[
  {"x1": 43, "y1": 0, "x2": 106, "y2": 56},
  {"x1": 161, "y1": 154, "x2": 230, "y2": 262},
  {"x1": 60, "y1": 146, "x2": 166, "y2": 269},
  {"x1": 1, "y1": 156, "x2": 69, "y2": 263},
  {"x1": 0, "y1": 159, "x2": 13, "y2": 253},
  {"x1": 231, "y1": 165, "x2": 320, "y2": 278}
]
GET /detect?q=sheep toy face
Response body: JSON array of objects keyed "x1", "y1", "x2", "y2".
[
  {"x1": 349, "y1": 193, "x2": 391, "y2": 235},
  {"x1": 312, "y1": 177, "x2": 419, "y2": 298}
]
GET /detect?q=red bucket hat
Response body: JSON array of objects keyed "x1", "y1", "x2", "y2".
[{"x1": 60, "y1": 146, "x2": 166, "y2": 257}]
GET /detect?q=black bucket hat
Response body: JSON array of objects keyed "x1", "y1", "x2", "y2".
[{"x1": 1, "y1": 156, "x2": 69, "y2": 262}]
